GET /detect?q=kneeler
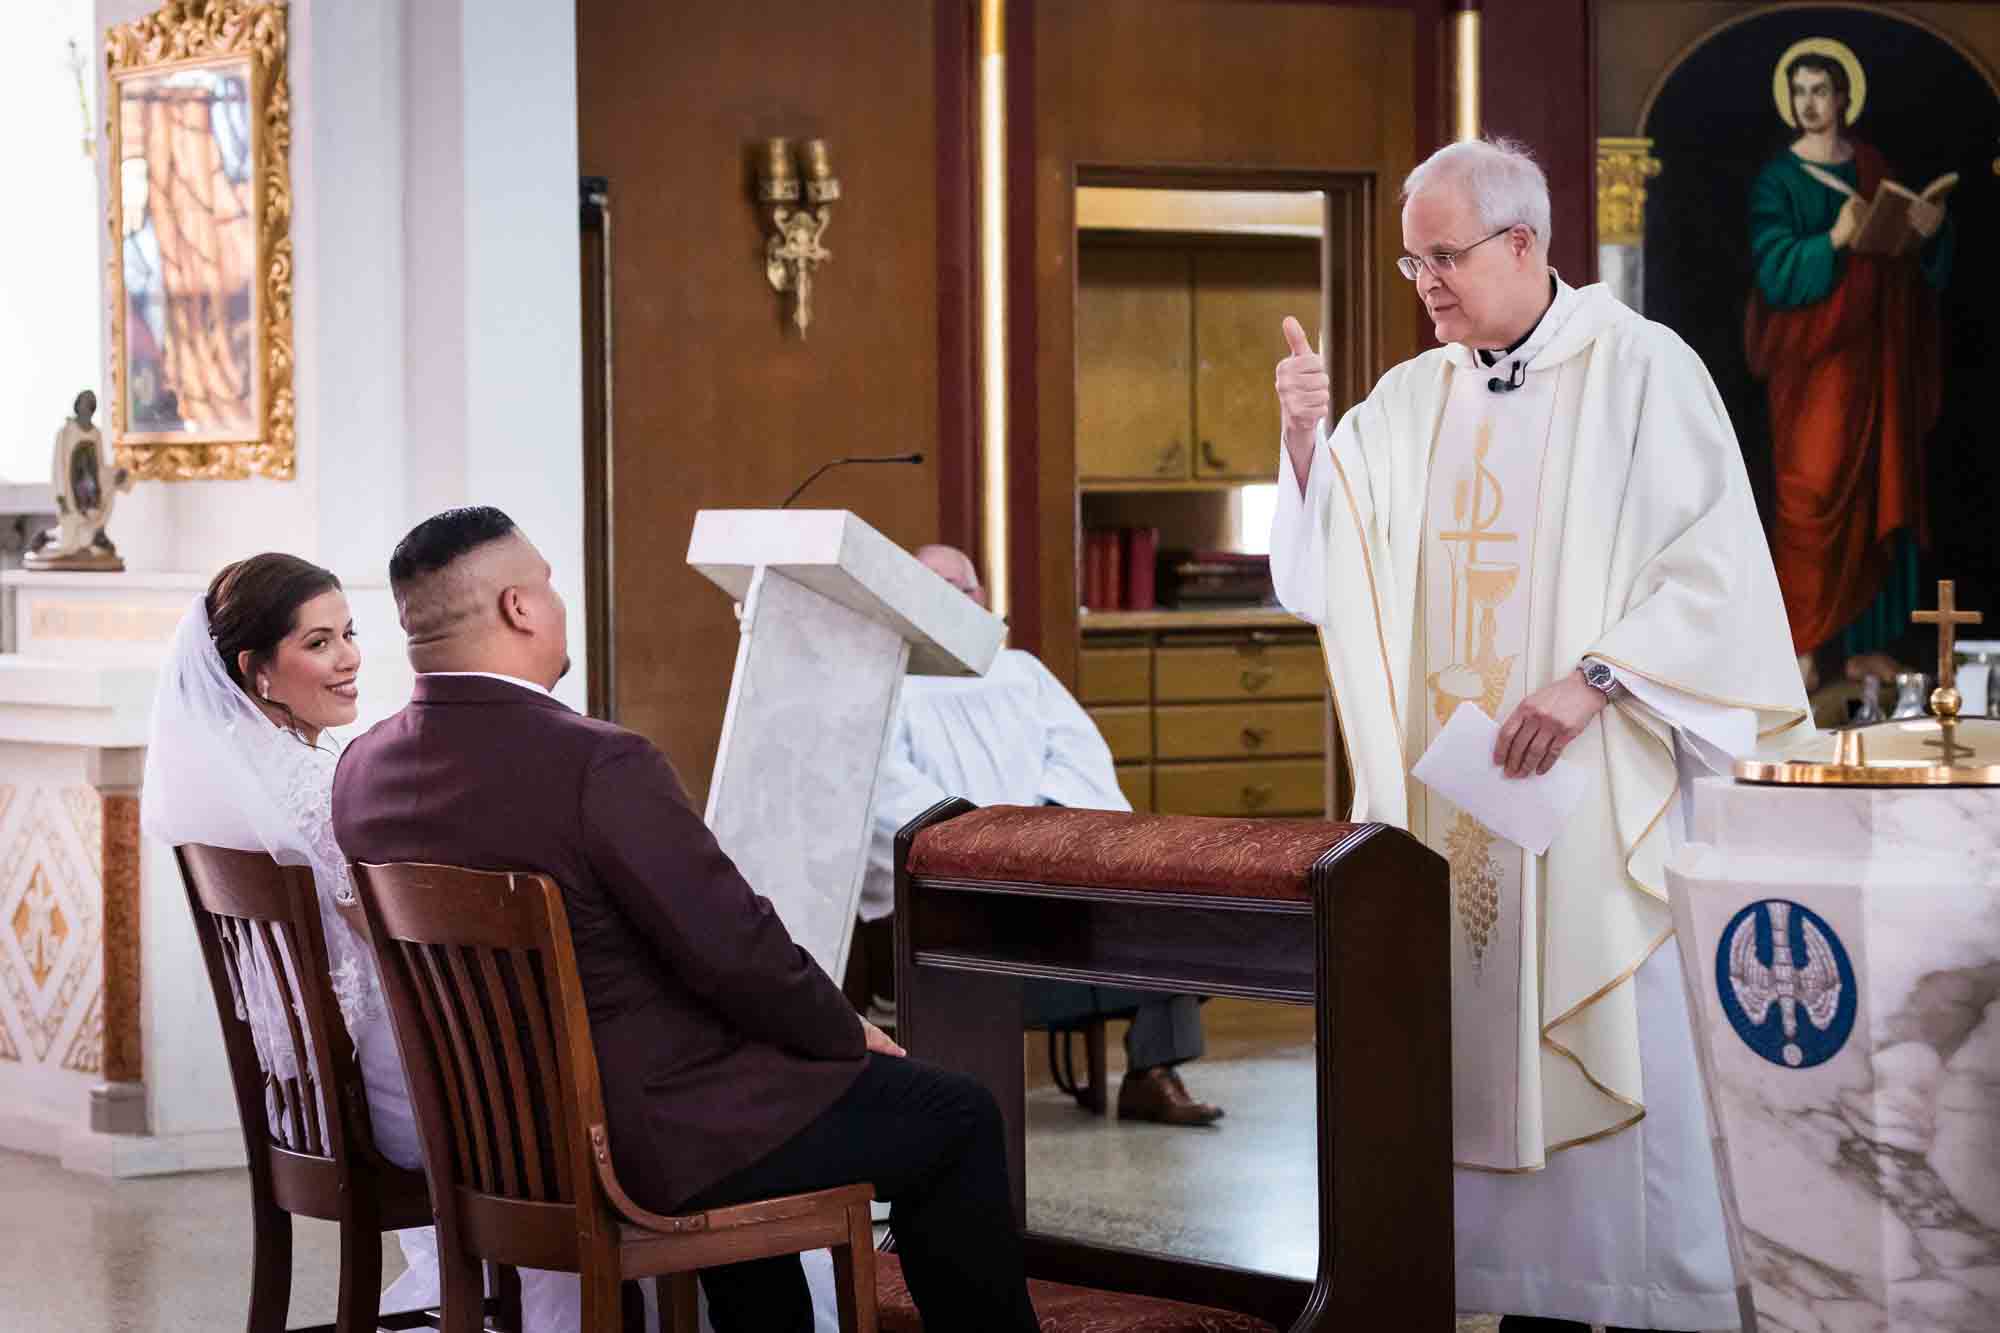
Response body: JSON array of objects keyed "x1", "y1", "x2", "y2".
[{"x1": 892, "y1": 803, "x2": 1451, "y2": 1333}]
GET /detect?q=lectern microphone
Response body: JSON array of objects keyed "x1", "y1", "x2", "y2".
[{"x1": 779, "y1": 452, "x2": 926, "y2": 508}]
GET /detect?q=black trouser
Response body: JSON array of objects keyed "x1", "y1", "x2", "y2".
[
  {"x1": 682, "y1": 1054, "x2": 1037, "y2": 1333},
  {"x1": 1022, "y1": 981, "x2": 1206, "y2": 1072}
]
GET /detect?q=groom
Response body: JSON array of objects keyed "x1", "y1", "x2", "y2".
[{"x1": 332, "y1": 507, "x2": 1037, "y2": 1332}]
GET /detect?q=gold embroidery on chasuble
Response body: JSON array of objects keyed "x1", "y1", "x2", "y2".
[{"x1": 1418, "y1": 386, "x2": 1556, "y2": 1168}]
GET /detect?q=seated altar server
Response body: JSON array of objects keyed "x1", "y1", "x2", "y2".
[
  {"x1": 332, "y1": 508, "x2": 1037, "y2": 1333},
  {"x1": 861, "y1": 544, "x2": 1223, "y2": 1126},
  {"x1": 1269, "y1": 139, "x2": 1809, "y2": 1331}
]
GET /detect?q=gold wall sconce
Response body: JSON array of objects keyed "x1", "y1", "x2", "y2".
[{"x1": 756, "y1": 137, "x2": 840, "y2": 336}]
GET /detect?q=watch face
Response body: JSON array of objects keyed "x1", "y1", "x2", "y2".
[{"x1": 1585, "y1": 662, "x2": 1614, "y2": 690}]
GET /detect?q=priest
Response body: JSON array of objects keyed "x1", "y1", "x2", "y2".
[{"x1": 1269, "y1": 138, "x2": 1809, "y2": 1332}]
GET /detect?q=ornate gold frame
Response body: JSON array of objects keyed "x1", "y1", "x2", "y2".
[{"x1": 104, "y1": 0, "x2": 294, "y2": 481}]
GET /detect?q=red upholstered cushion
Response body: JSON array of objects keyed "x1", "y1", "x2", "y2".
[
  {"x1": 905, "y1": 806, "x2": 1366, "y2": 903},
  {"x1": 874, "y1": 1252, "x2": 1277, "y2": 1333}
]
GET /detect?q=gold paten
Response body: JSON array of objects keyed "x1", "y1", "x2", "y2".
[{"x1": 1737, "y1": 580, "x2": 2000, "y2": 786}]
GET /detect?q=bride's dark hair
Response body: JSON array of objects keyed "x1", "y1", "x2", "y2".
[{"x1": 206, "y1": 553, "x2": 342, "y2": 736}]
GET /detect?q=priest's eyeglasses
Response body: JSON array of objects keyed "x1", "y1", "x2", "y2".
[{"x1": 1396, "y1": 226, "x2": 1515, "y2": 280}]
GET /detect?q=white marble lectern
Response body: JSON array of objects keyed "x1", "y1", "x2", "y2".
[
  {"x1": 688, "y1": 510, "x2": 1004, "y2": 982},
  {"x1": 1669, "y1": 779, "x2": 2000, "y2": 1333}
]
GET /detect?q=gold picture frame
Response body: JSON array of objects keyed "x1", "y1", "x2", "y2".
[{"x1": 104, "y1": 0, "x2": 293, "y2": 481}]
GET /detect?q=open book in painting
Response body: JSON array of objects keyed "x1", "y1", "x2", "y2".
[{"x1": 1799, "y1": 160, "x2": 1959, "y2": 258}]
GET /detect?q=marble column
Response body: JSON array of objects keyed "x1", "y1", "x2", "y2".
[{"x1": 1670, "y1": 778, "x2": 2000, "y2": 1333}]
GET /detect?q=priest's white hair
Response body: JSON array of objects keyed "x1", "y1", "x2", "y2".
[{"x1": 1402, "y1": 137, "x2": 1551, "y2": 252}]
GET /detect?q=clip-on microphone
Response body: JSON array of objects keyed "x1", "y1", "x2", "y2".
[{"x1": 1486, "y1": 360, "x2": 1526, "y2": 394}]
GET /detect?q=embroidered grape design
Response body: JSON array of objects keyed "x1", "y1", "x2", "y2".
[{"x1": 1445, "y1": 811, "x2": 1500, "y2": 971}]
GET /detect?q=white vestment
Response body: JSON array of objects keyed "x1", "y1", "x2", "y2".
[
  {"x1": 860, "y1": 647, "x2": 1129, "y2": 920},
  {"x1": 1270, "y1": 279, "x2": 1809, "y2": 1326}
]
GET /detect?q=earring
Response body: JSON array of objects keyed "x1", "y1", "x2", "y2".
[{"x1": 258, "y1": 677, "x2": 271, "y2": 700}]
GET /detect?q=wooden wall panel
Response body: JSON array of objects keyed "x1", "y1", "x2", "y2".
[
  {"x1": 1482, "y1": 0, "x2": 1598, "y2": 282},
  {"x1": 1023, "y1": 0, "x2": 1421, "y2": 683},
  {"x1": 577, "y1": 2, "x2": 966, "y2": 799}
]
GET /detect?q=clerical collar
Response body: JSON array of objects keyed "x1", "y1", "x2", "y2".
[{"x1": 1476, "y1": 274, "x2": 1560, "y2": 368}]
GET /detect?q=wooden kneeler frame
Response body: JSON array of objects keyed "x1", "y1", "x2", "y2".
[{"x1": 893, "y1": 802, "x2": 1452, "y2": 1332}]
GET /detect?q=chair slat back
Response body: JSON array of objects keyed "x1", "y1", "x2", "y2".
[
  {"x1": 351, "y1": 863, "x2": 599, "y2": 1220},
  {"x1": 176, "y1": 844, "x2": 361, "y2": 1163}
]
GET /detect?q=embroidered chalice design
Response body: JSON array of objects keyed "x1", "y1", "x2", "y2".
[{"x1": 1431, "y1": 423, "x2": 1519, "y2": 724}]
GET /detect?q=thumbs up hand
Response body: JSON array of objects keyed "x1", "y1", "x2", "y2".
[{"x1": 1276, "y1": 316, "x2": 1330, "y2": 451}]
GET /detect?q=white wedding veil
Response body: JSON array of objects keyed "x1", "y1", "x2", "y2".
[{"x1": 142, "y1": 594, "x2": 380, "y2": 1140}]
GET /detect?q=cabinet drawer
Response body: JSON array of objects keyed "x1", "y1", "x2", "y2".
[
  {"x1": 1154, "y1": 759, "x2": 1326, "y2": 817},
  {"x1": 1154, "y1": 643, "x2": 1324, "y2": 702},
  {"x1": 1155, "y1": 701, "x2": 1324, "y2": 761},
  {"x1": 1090, "y1": 706, "x2": 1152, "y2": 762},
  {"x1": 1078, "y1": 647, "x2": 1151, "y2": 704},
  {"x1": 1115, "y1": 762, "x2": 1153, "y2": 813}
]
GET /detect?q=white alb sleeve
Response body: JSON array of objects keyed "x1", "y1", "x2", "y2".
[
  {"x1": 1269, "y1": 424, "x2": 1332, "y2": 625},
  {"x1": 1603, "y1": 664, "x2": 1755, "y2": 773}
]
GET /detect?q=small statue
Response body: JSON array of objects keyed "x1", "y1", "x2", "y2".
[{"x1": 26, "y1": 390, "x2": 134, "y2": 572}]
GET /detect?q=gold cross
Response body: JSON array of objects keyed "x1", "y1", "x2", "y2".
[{"x1": 1912, "y1": 580, "x2": 1983, "y2": 697}]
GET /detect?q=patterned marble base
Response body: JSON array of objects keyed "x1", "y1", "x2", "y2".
[{"x1": 1671, "y1": 779, "x2": 2000, "y2": 1333}]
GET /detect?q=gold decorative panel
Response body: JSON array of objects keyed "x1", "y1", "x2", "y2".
[
  {"x1": 28, "y1": 602, "x2": 184, "y2": 644},
  {"x1": 0, "y1": 787, "x2": 103, "y2": 1072},
  {"x1": 105, "y1": 0, "x2": 295, "y2": 480},
  {"x1": 62, "y1": 994, "x2": 104, "y2": 1076},
  {"x1": 1596, "y1": 137, "x2": 1661, "y2": 247},
  {"x1": 12, "y1": 869, "x2": 68, "y2": 988}
]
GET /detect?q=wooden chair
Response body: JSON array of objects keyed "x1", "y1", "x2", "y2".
[
  {"x1": 349, "y1": 861, "x2": 879, "y2": 1333},
  {"x1": 176, "y1": 844, "x2": 520, "y2": 1333}
]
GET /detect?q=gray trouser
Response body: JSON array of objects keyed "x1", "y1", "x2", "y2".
[{"x1": 1021, "y1": 982, "x2": 1205, "y2": 1072}]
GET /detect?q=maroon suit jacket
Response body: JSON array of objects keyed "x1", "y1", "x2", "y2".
[{"x1": 331, "y1": 673, "x2": 866, "y2": 1209}]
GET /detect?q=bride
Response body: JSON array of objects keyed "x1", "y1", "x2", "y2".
[{"x1": 141, "y1": 553, "x2": 606, "y2": 1330}]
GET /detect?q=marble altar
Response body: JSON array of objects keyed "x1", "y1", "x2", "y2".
[{"x1": 1670, "y1": 778, "x2": 2000, "y2": 1333}]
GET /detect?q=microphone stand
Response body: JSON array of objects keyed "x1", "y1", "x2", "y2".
[{"x1": 780, "y1": 452, "x2": 925, "y2": 508}]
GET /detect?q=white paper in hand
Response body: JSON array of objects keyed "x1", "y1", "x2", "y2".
[{"x1": 1410, "y1": 702, "x2": 1588, "y2": 856}]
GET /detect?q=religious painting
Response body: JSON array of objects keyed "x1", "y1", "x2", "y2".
[
  {"x1": 104, "y1": 0, "x2": 295, "y2": 480},
  {"x1": 1601, "y1": 3, "x2": 2000, "y2": 690}
]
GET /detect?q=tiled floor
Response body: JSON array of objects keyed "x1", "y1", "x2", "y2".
[{"x1": 0, "y1": 1001, "x2": 1505, "y2": 1332}]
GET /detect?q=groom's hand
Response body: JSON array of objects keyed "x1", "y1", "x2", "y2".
[{"x1": 861, "y1": 1016, "x2": 906, "y2": 1058}]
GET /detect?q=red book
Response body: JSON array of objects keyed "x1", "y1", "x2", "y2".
[
  {"x1": 1105, "y1": 530, "x2": 1125, "y2": 610},
  {"x1": 1083, "y1": 530, "x2": 1110, "y2": 610},
  {"x1": 1122, "y1": 527, "x2": 1158, "y2": 610}
]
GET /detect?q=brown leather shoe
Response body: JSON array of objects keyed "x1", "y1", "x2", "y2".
[{"x1": 1116, "y1": 1066, "x2": 1224, "y2": 1126}]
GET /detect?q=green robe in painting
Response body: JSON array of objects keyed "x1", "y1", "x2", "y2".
[{"x1": 1745, "y1": 146, "x2": 1951, "y2": 656}]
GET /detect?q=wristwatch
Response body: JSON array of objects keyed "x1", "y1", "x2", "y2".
[{"x1": 1580, "y1": 658, "x2": 1620, "y2": 699}]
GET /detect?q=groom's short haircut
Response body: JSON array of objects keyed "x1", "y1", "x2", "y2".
[{"x1": 390, "y1": 506, "x2": 519, "y2": 643}]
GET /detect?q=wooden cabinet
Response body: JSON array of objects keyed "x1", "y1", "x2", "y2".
[
  {"x1": 1078, "y1": 642, "x2": 1151, "y2": 704},
  {"x1": 1077, "y1": 238, "x2": 1319, "y2": 485},
  {"x1": 1088, "y1": 705, "x2": 1152, "y2": 761},
  {"x1": 1080, "y1": 617, "x2": 1339, "y2": 819},
  {"x1": 1154, "y1": 639, "x2": 1329, "y2": 703},
  {"x1": 1154, "y1": 759, "x2": 1325, "y2": 817},
  {"x1": 1076, "y1": 248, "x2": 1192, "y2": 482},
  {"x1": 1192, "y1": 247, "x2": 1319, "y2": 480}
]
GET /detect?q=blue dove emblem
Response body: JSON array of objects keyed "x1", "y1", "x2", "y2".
[{"x1": 1714, "y1": 899, "x2": 1857, "y2": 1069}]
